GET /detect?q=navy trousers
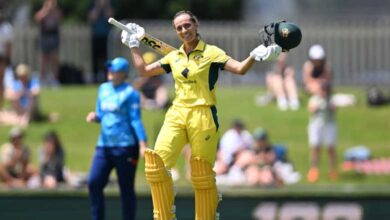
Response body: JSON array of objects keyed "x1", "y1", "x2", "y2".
[{"x1": 88, "y1": 147, "x2": 139, "y2": 220}]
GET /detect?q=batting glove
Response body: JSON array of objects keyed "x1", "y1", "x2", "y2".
[
  {"x1": 250, "y1": 44, "x2": 282, "y2": 61},
  {"x1": 121, "y1": 23, "x2": 145, "y2": 48}
]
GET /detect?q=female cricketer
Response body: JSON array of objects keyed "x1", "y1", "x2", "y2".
[
  {"x1": 121, "y1": 11, "x2": 281, "y2": 219},
  {"x1": 86, "y1": 57, "x2": 147, "y2": 220}
]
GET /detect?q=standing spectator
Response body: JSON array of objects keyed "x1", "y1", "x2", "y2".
[
  {"x1": 86, "y1": 57, "x2": 147, "y2": 220},
  {"x1": 0, "y1": 10, "x2": 14, "y2": 108},
  {"x1": 39, "y1": 130, "x2": 65, "y2": 189},
  {"x1": 306, "y1": 82, "x2": 338, "y2": 183},
  {"x1": 259, "y1": 53, "x2": 300, "y2": 110},
  {"x1": 0, "y1": 127, "x2": 38, "y2": 188},
  {"x1": 88, "y1": 0, "x2": 114, "y2": 83},
  {"x1": 214, "y1": 119, "x2": 254, "y2": 175},
  {"x1": 0, "y1": 10, "x2": 13, "y2": 63},
  {"x1": 0, "y1": 54, "x2": 6, "y2": 109},
  {"x1": 34, "y1": 0, "x2": 62, "y2": 87},
  {"x1": 302, "y1": 44, "x2": 332, "y2": 95}
]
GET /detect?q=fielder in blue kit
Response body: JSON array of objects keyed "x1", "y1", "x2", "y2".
[{"x1": 86, "y1": 57, "x2": 147, "y2": 220}]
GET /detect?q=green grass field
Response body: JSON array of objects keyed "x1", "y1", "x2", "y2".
[{"x1": 1, "y1": 85, "x2": 389, "y2": 188}]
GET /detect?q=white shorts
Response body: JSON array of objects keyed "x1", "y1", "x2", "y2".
[{"x1": 308, "y1": 122, "x2": 337, "y2": 148}]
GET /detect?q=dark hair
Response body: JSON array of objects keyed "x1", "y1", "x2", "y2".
[
  {"x1": 232, "y1": 118, "x2": 244, "y2": 129},
  {"x1": 172, "y1": 10, "x2": 199, "y2": 26},
  {"x1": 44, "y1": 130, "x2": 63, "y2": 153}
]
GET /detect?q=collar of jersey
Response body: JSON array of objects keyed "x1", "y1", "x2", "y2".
[{"x1": 178, "y1": 39, "x2": 206, "y2": 55}]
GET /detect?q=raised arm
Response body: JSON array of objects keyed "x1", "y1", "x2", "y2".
[
  {"x1": 120, "y1": 23, "x2": 165, "y2": 77},
  {"x1": 129, "y1": 47, "x2": 165, "y2": 77},
  {"x1": 224, "y1": 56, "x2": 255, "y2": 76},
  {"x1": 225, "y1": 44, "x2": 282, "y2": 75}
]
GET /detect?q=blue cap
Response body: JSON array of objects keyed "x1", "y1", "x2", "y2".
[{"x1": 106, "y1": 57, "x2": 129, "y2": 74}]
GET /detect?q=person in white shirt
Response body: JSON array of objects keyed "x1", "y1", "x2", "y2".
[{"x1": 214, "y1": 119, "x2": 254, "y2": 175}]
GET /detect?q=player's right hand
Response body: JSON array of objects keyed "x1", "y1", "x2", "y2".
[
  {"x1": 121, "y1": 23, "x2": 145, "y2": 49},
  {"x1": 86, "y1": 112, "x2": 97, "y2": 123}
]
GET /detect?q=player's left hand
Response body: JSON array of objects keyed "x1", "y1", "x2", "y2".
[
  {"x1": 121, "y1": 23, "x2": 145, "y2": 49},
  {"x1": 250, "y1": 44, "x2": 282, "y2": 61}
]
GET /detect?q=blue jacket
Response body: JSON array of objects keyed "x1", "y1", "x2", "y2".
[{"x1": 95, "y1": 82, "x2": 147, "y2": 147}]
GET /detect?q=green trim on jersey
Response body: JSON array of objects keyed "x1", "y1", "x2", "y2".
[{"x1": 159, "y1": 39, "x2": 231, "y2": 107}]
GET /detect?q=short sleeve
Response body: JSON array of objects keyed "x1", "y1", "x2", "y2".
[
  {"x1": 211, "y1": 46, "x2": 231, "y2": 70},
  {"x1": 159, "y1": 53, "x2": 173, "y2": 73}
]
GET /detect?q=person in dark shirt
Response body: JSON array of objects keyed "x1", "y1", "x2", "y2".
[
  {"x1": 88, "y1": 0, "x2": 114, "y2": 83},
  {"x1": 302, "y1": 44, "x2": 332, "y2": 95},
  {"x1": 34, "y1": 0, "x2": 62, "y2": 86}
]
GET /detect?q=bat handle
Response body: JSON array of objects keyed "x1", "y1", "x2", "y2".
[{"x1": 108, "y1": 17, "x2": 135, "y2": 34}]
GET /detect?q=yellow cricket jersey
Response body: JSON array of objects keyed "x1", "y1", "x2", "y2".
[{"x1": 159, "y1": 39, "x2": 231, "y2": 107}]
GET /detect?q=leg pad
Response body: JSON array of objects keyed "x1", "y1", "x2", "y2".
[
  {"x1": 145, "y1": 149, "x2": 176, "y2": 220},
  {"x1": 191, "y1": 157, "x2": 220, "y2": 220}
]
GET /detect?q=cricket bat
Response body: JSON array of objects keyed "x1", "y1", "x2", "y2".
[{"x1": 108, "y1": 17, "x2": 177, "y2": 55}]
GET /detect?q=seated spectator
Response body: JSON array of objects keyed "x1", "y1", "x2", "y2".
[
  {"x1": 7, "y1": 64, "x2": 43, "y2": 124},
  {"x1": 217, "y1": 128, "x2": 300, "y2": 186},
  {"x1": 214, "y1": 119, "x2": 254, "y2": 175},
  {"x1": 0, "y1": 127, "x2": 38, "y2": 188},
  {"x1": 133, "y1": 52, "x2": 169, "y2": 110},
  {"x1": 235, "y1": 128, "x2": 283, "y2": 186},
  {"x1": 1, "y1": 64, "x2": 20, "y2": 126},
  {"x1": 39, "y1": 130, "x2": 65, "y2": 188},
  {"x1": 257, "y1": 53, "x2": 300, "y2": 110}
]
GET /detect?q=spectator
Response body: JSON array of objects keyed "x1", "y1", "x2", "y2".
[
  {"x1": 0, "y1": 11, "x2": 14, "y2": 108},
  {"x1": 0, "y1": 54, "x2": 7, "y2": 109},
  {"x1": 0, "y1": 10, "x2": 13, "y2": 64},
  {"x1": 9, "y1": 64, "x2": 42, "y2": 123},
  {"x1": 133, "y1": 52, "x2": 169, "y2": 110},
  {"x1": 258, "y1": 53, "x2": 300, "y2": 110},
  {"x1": 34, "y1": 0, "x2": 62, "y2": 87},
  {"x1": 306, "y1": 82, "x2": 338, "y2": 183},
  {"x1": 88, "y1": 0, "x2": 114, "y2": 83},
  {"x1": 39, "y1": 130, "x2": 65, "y2": 189},
  {"x1": 218, "y1": 127, "x2": 300, "y2": 186},
  {"x1": 214, "y1": 119, "x2": 254, "y2": 175},
  {"x1": 235, "y1": 128, "x2": 283, "y2": 186},
  {"x1": 302, "y1": 44, "x2": 332, "y2": 95},
  {"x1": 0, "y1": 127, "x2": 38, "y2": 188}
]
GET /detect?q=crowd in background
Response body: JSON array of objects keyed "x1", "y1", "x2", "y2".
[
  {"x1": 0, "y1": 127, "x2": 85, "y2": 188},
  {"x1": 0, "y1": 0, "x2": 340, "y2": 189}
]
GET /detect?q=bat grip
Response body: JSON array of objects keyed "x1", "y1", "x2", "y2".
[{"x1": 108, "y1": 17, "x2": 135, "y2": 34}]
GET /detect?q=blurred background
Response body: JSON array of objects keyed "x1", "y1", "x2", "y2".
[
  {"x1": 0, "y1": 0, "x2": 389, "y2": 219},
  {"x1": 4, "y1": 0, "x2": 390, "y2": 85}
]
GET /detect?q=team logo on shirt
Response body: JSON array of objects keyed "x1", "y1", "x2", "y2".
[
  {"x1": 194, "y1": 54, "x2": 203, "y2": 61},
  {"x1": 181, "y1": 68, "x2": 189, "y2": 78}
]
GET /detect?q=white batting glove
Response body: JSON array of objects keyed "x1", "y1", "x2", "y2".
[
  {"x1": 250, "y1": 44, "x2": 282, "y2": 61},
  {"x1": 120, "y1": 23, "x2": 145, "y2": 49}
]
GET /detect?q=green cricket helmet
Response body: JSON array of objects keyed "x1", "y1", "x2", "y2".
[{"x1": 259, "y1": 21, "x2": 302, "y2": 51}]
